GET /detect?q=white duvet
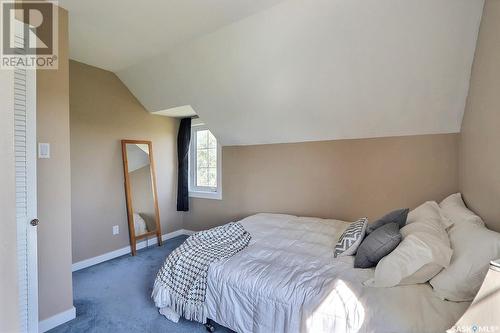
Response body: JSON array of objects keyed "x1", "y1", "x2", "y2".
[{"x1": 204, "y1": 213, "x2": 469, "y2": 333}]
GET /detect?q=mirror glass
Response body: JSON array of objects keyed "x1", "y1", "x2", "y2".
[{"x1": 125, "y1": 143, "x2": 156, "y2": 236}]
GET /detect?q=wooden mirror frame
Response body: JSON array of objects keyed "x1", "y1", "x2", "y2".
[{"x1": 121, "y1": 140, "x2": 162, "y2": 255}]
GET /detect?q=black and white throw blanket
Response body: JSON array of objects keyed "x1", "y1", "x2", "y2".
[{"x1": 152, "y1": 222, "x2": 251, "y2": 323}]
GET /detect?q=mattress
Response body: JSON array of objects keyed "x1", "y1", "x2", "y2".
[{"x1": 204, "y1": 213, "x2": 469, "y2": 333}]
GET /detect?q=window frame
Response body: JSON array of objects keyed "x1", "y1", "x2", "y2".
[{"x1": 188, "y1": 122, "x2": 222, "y2": 200}]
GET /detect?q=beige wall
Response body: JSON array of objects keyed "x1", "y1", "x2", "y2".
[
  {"x1": 0, "y1": 68, "x2": 20, "y2": 333},
  {"x1": 459, "y1": 0, "x2": 500, "y2": 232},
  {"x1": 185, "y1": 134, "x2": 459, "y2": 230},
  {"x1": 36, "y1": 7, "x2": 74, "y2": 321},
  {"x1": 70, "y1": 60, "x2": 182, "y2": 263}
]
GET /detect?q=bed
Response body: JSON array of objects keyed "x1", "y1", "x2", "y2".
[{"x1": 203, "y1": 213, "x2": 469, "y2": 333}]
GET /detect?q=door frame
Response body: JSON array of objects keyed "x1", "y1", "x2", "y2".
[
  {"x1": 14, "y1": 18, "x2": 39, "y2": 333},
  {"x1": 25, "y1": 62, "x2": 38, "y2": 333}
]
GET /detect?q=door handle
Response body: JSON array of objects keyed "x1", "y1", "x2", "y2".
[{"x1": 30, "y1": 219, "x2": 39, "y2": 226}]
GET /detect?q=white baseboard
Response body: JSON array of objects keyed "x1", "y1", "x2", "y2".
[
  {"x1": 39, "y1": 306, "x2": 76, "y2": 333},
  {"x1": 72, "y1": 229, "x2": 194, "y2": 272}
]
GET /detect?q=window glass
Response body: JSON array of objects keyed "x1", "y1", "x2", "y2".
[{"x1": 195, "y1": 129, "x2": 217, "y2": 188}]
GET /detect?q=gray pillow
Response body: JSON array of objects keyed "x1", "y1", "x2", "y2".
[
  {"x1": 365, "y1": 208, "x2": 409, "y2": 234},
  {"x1": 354, "y1": 222, "x2": 402, "y2": 268}
]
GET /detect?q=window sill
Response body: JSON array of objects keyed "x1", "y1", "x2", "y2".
[{"x1": 189, "y1": 191, "x2": 222, "y2": 200}]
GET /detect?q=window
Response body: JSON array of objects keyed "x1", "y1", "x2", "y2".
[{"x1": 189, "y1": 123, "x2": 222, "y2": 200}]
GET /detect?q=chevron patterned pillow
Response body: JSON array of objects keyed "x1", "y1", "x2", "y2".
[{"x1": 334, "y1": 218, "x2": 368, "y2": 258}]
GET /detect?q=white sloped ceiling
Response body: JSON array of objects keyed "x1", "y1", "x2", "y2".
[
  {"x1": 116, "y1": 0, "x2": 484, "y2": 146},
  {"x1": 59, "y1": 0, "x2": 286, "y2": 71}
]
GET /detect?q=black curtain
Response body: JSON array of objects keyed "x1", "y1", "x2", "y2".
[{"x1": 176, "y1": 118, "x2": 191, "y2": 211}]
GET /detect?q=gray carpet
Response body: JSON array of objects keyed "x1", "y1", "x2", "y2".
[{"x1": 49, "y1": 235, "x2": 234, "y2": 333}]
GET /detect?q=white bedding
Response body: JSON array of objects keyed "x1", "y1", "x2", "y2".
[{"x1": 204, "y1": 213, "x2": 469, "y2": 333}]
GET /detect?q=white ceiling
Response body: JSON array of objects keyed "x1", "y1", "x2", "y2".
[
  {"x1": 153, "y1": 105, "x2": 197, "y2": 118},
  {"x1": 58, "y1": 0, "x2": 284, "y2": 71},
  {"x1": 117, "y1": 0, "x2": 484, "y2": 145},
  {"x1": 63, "y1": 0, "x2": 485, "y2": 146}
]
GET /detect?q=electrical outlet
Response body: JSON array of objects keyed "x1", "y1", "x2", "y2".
[{"x1": 112, "y1": 225, "x2": 119, "y2": 235}]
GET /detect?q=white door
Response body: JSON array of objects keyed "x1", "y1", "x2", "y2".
[{"x1": 14, "y1": 20, "x2": 39, "y2": 333}]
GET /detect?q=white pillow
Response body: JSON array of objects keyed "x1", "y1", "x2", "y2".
[
  {"x1": 366, "y1": 201, "x2": 453, "y2": 287},
  {"x1": 439, "y1": 193, "x2": 484, "y2": 227},
  {"x1": 133, "y1": 213, "x2": 148, "y2": 235},
  {"x1": 401, "y1": 202, "x2": 451, "y2": 247},
  {"x1": 400, "y1": 263, "x2": 444, "y2": 285},
  {"x1": 406, "y1": 200, "x2": 454, "y2": 231},
  {"x1": 430, "y1": 194, "x2": 500, "y2": 302}
]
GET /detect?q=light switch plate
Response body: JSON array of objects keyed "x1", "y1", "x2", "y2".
[
  {"x1": 38, "y1": 143, "x2": 50, "y2": 159},
  {"x1": 112, "y1": 225, "x2": 119, "y2": 235}
]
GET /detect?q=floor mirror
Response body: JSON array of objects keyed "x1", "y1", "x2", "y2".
[{"x1": 121, "y1": 140, "x2": 162, "y2": 255}]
